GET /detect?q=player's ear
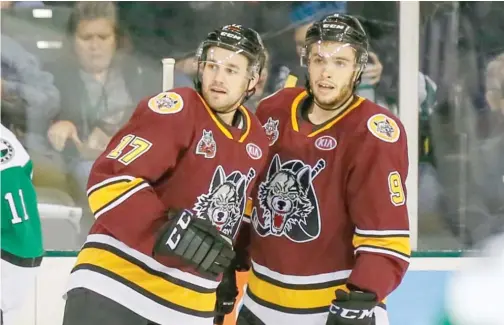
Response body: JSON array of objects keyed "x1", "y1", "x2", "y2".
[{"x1": 247, "y1": 72, "x2": 260, "y2": 91}]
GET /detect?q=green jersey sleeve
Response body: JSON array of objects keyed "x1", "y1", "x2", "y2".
[{"x1": 1, "y1": 124, "x2": 44, "y2": 259}]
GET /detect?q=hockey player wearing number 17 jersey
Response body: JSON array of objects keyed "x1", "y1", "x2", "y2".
[
  {"x1": 228, "y1": 14, "x2": 412, "y2": 325},
  {"x1": 62, "y1": 25, "x2": 269, "y2": 325},
  {"x1": 1, "y1": 124, "x2": 44, "y2": 325}
]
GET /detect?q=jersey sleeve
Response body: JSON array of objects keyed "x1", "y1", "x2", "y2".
[
  {"x1": 86, "y1": 89, "x2": 195, "y2": 253},
  {"x1": 345, "y1": 116, "x2": 411, "y2": 301},
  {"x1": 1, "y1": 126, "x2": 44, "y2": 258}
]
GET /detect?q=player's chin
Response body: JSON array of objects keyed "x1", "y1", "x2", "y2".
[
  {"x1": 207, "y1": 99, "x2": 233, "y2": 113},
  {"x1": 314, "y1": 93, "x2": 340, "y2": 108}
]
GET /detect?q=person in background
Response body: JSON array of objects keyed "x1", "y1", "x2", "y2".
[
  {"x1": 267, "y1": 2, "x2": 384, "y2": 103},
  {"x1": 1, "y1": 31, "x2": 60, "y2": 147},
  {"x1": 46, "y1": 1, "x2": 191, "y2": 238},
  {"x1": 461, "y1": 53, "x2": 504, "y2": 246},
  {"x1": 245, "y1": 50, "x2": 271, "y2": 113}
]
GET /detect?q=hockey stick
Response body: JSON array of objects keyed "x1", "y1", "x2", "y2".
[{"x1": 162, "y1": 58, "x2": 175, "y2": 91}]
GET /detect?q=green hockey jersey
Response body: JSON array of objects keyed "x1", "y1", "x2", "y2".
[{"x1": 1, "y1": 124, "x2": 43, "y2": 265}]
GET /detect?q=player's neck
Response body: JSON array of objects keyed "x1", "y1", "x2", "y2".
[
  {"x1": 308, "y1": 95, "x2": 355, "y2": 125},
  {"x1": 216, "y1": 102, "x2": 242, "y2": 126}
]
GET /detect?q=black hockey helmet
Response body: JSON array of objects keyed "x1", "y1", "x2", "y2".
[
  {"x1": 301, "y1": 13, "x2": 369, "y2": 88},
  {"x1": 196, "y1": 24, "x2": 266, "y2": 78}
]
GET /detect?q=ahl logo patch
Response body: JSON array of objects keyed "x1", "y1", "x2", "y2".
[
  {"x1": 262, "y1": 117, "x2": 279, "y2": 146},
  {"x1": 148, "y1": 92, "x2": 184, "y2": 114},
  {"x1": 194, "y1": 166, "x2": 256, "y2": 238},
  {"x1": 367, "y1": 114, "x2": 400, "y2": 143},
  {"x1": 195, "y1": 130, "x2": 217, "y2": 159},
  {"x1": 0, "y1": 139, "x2": 15, "y2": 164},
  {"x1": 315, "y1": 135, "x2": 337, "y2": 151},
  {"x1": 246, "y1": 143, "x2": 262, "y2": 160}
]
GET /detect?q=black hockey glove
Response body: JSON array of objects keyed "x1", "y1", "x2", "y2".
[
  {"x1": 154, "y1": 209, "x2": 235, "y2": 279},
  {"x1": 215, "y1": 265, "x2": 238, "y2": 314},
  {"x1": 326, "y1": 289, "x2": 377, "y2": 325}
]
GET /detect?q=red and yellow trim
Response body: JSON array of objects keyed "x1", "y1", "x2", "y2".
[
  {"x1": 290, "y1": 91, "x2": 365, "y2": 137},
  {"x1": 197, "y1": 93, "x2": 251, "y2": 143}
]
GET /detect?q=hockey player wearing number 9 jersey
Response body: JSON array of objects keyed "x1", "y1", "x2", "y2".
[
  {"x1": 233, "y1": 14, "x2": 411, "y2": 325},
  {"x1": 1, "y1": 124, "x2": 44, "y2": 325},
  {"x1": 61, "y1": 25, "x2": 269, "y2": 325}
]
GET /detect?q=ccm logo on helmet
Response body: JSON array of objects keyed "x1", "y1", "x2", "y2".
[
  {"x1": 323, "y1": 23, "x2": 345, "y2": 30},
  {"x1": 315, "y1": 136, "x2": 337, "y2": 151},
  {"x1": 221, "y1": 32, "x2": 242, "y2": 40},
  {"x1": 246, "y1": 143, "x2": 262, "y2": 160}
]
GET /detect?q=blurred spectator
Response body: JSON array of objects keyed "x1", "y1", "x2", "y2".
[
  {"x1": 245, "y1": 50, "x2": 271, "y2": 112},
  {"x1": 266, "y1": 2, "x2": 384, "y2": 104},
  {"x1": 0, "y1": 1, "x2": 44, "y2": 9},
  {"x1": 1, "y1": 34, "x2": 60, "y2": 147},
  {"x1": 460, "y1": 53, "x2": 504, "y2": 246},
  {"x1": 118, "y1": 2, "x2": 263, "y2": 79},
  {"x1": 45, "y1": 1, "x2": 188, "y2": 236},
  {"x1": 484, "y1": 53, "x2": 504, "y2": 134}
]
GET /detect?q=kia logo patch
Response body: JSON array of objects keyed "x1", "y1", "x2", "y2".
[
  {"x1": 315, "y1": 136, "x2": 337, "y2": 150},
  {"x1": 246, "y1": 143, "x2": 262, "y2": 160}
]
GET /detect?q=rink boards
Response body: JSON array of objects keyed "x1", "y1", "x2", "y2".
[{"x1": 12, "y1": 256, "x2": 474, "y2": 325}]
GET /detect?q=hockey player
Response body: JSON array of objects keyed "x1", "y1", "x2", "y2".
[
  {"x1": 1, "y1": 124, "x2": 44, "y2": 325},
  {"x1": 61, "y1": 25, "x2": 269, "y2": 325},
  {"x1": 225, "y1": 13, "x2": 411, "y2": 325}
]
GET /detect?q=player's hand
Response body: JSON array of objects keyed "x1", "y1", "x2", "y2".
[
  {"x1": 362, "y1": 52, "x2": 383, "y2": 86},
  {"x1": 154, "y1": 209, "x2": 235, "y2": 279},
  {"x1": 325, "y1": 289, "x2": 377, "y2": 325},
  {"x1": 47, "y1": 120, "x2": 82, "y2": 152}
]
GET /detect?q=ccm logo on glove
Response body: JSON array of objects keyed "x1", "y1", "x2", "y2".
[
  {"x1": 329, "y1": 304, "x2": 374, "y2": 319},
  {"x1": 166, "y1": 211, "x2": 192, "y2": 249}
]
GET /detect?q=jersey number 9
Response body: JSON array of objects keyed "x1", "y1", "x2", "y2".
[{"x1": 388, "y1": 171, "x2": 405, "y2": 206}]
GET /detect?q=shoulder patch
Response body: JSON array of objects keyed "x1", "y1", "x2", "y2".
[
  {"x1": 367, "y1": 114, "x2": 400, "y2": 143},
  {"x1": 148, "y1": 92, "x2": 184, "y2": 114},
  {"x1": 0, "y1": 138, "x2": 15, "y2": 164}
]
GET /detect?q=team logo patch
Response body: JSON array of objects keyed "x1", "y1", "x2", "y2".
[
  {"x1": 194, "y1": 166, "x2": 256, "y2": 238},
  {"x1": 263, "y1": 117, "x2": 279, "y2": 146},
  {"x1": 195, "y1": 130, "x2": 217, "y2": 159},
  {"x1": 0, "y1": 139, "x2": 15, "y2": 164},
  {"x1": 367, "y1": 114, "x2": 400, "y2": 143},
  {"x1": 148, "y1": 92, "x2": 184, "y2": 114},
  {"x1": 246, "y1": 143, "x2": 262, "y2": 160},
  {"x1": 315, "y1": 135, "x2": 337, "y2": 151},
  {"x1": 252, "y1": 154, "x2": 325, "y2": 243}
]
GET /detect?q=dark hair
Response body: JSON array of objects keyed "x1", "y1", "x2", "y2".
[{"x1": 66, "y1": 1, "x2": 129, "y2": 50}]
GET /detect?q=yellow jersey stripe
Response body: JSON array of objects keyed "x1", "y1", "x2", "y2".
[
  {"x1": 290, "y1": 91, "x2": 308, "y2": 132},
  {"x1": 308, "y1": 97, "x2": 365, "y2": 137},
  {"x1": 352, "y1": 234, "x2": 411, "y2": 258},
  {"x1": 247, "y1": 267, "x2": 348, "y2": 310},
  {"x1": 88, "y1": 177, "x2": 145, "y2": 214},
  {"x1": 284, "y1": 75, "x2": 298, "y2": 88},
  {"x1": 238, "y1": 106, "x2": 251, "y2": 143},
  {"x1": 75, "y1": 247, "x2": 216, "y2": 313}
]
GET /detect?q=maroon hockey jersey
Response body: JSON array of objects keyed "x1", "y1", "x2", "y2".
[
  {"x1": 243, "y1": 87, "x2": 411, "y2": 318},
  {"x1": 65, "y1": 88, "x2": 269, "y2": 325}
]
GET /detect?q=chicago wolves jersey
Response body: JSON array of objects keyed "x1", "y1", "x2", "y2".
[
  {"x1": 243, "y1": 87, "x2": 411, "y2": 324},
  {"x1": 66, "y1": 88, "x2": 269, "y2": 325},
  {"x1": 1, "y1": 124, "x2": 43, "y2": 264}
]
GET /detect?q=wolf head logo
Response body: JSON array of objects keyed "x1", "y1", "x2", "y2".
[
  {"x1": 194, "y1": 166, "x2": 255, "y2": 237},
  {"x1": 374, "y1": 119, "x2": 394, "y2": 138},
  {"x1": 253, "y1": 154, "x2": 325, "y2": 242},
  {"x1": 263, "y1": 117, "x2": 279, "y2": 146},
  {"x1": 157, "y1": 96, "x2": 179, "y2": 110},
  {"x1": 196, "y1": 129, "x2": 217, "y2": 159}
]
